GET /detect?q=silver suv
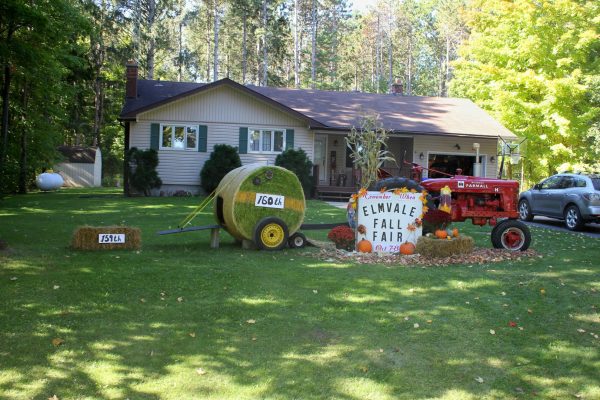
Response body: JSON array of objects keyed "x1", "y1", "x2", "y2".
[{"x1": 518, "y1": 173, "x2": 600, "y2": 231}]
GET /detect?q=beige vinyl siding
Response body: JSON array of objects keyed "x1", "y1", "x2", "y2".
[
  {"x1": 129, "y1": 85, "x2": 312, "y2": 187},
  {"x1": 413, "y1": 136, "x2": 498, "y2": 178}
]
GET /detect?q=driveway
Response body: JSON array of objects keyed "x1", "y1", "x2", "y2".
[{"x1": 523, "y1": 216, "x2": 600, "y2": 239}]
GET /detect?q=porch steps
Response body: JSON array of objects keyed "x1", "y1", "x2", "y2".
[{"x1": 315, "y1": 186, "x2": 355, "y2": 202}]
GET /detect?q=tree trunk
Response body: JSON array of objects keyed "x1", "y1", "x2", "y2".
[
  {"x1": 310, "y1": 0, "x2": 317, "y2": 89},
  {"x1": 242, "y1": 10, "x2": 247, "y2": 83},
  {"x1": 0, "y1": 64, "x2": 11, "y2": 175},
  {"x1": 18, "y1": 82, "x2": 29, "y2": 194},
  {"x1": 213, "y1": 0, "x2": 220, "y2": 81},
  {"x1": 262, "y1": 0, "x2": 268, "y2": 86},
  {"x1": 146, "y1": 0, "x2": 156, "y2": 79},
  {"x1": 376, "y1": 13, "x2": 381, "y2": 93},
  {"x1": 407, "y1": 39, "x2": 412, "y2": 95},
  {"x1": 293, "y1": 0, "x2": 299, "y2": 88}
]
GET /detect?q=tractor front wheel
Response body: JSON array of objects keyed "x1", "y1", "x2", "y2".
[
  {"x1": 254, "y1": 217, "x2": 289, "y2": 251},
  {"x1": 491, "y1": 219, "x2": 531, "y2": 251}
]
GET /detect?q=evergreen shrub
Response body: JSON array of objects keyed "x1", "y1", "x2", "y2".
[
  {"x1": 127, "y1": 147, "x2": 162, "y2": 196},
  {"x1": 200, "y1": 144, "x2": 242, "y2": 193},
  {"x1": 275, "y1": 148, "x2": 313, "y2": 197}
]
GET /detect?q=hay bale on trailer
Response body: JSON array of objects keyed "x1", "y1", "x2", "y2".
[{"x1": 214, "y1": 164, "x2": 306, "y2": 250}]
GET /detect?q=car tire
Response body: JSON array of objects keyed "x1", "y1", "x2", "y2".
[
  {"x1": 564, "y1": 205, "x2": 585, "y2": 231},
  {"x1": 518, "y1": 199, "x2": 534, "y2": 222},
  {"x1": 288, "y1": 232, "x2": 307, "y2": 249},
  {"x1": 491, "y1": 219, "x2": 531, "y2": 251},
  {"x1": 254, "y1": 217, "x2": 289, "y2": 251}
]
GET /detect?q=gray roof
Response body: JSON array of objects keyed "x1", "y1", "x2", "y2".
[
  {"x1": 58, "y1": 146, "x2": 98, "y2": 163},
  {"x1": 120, "y1": 78, "x2": 515, "y2": 139}
]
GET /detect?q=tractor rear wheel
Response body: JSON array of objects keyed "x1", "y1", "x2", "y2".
[
  {"x1": 491, "y1": 219, "x2": 531, "y2": 251},
  {"x1": 254, "y1": 217, "x2": 289, "y2": 251}
]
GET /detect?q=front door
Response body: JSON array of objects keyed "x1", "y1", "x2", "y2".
[{"x1": 314, "y1": 135, "x2": 327, "y2": 184}]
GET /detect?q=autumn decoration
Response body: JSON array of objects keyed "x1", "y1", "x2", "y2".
[
  {"x1": 399, "y1": 241, "x2": 416, "y2": 255},
  {"x1": 435, "y1": 229, "x2": 448, "y2": 239},
  {"x1": 327, "y1": 225, "x2": 355, "y2": 251},
  {"x1": 416, "y1": 235, "x2": 474, "y2": 258},
  {"x1": 357, "y1": 239, "x2": 373, "y2": 253}
]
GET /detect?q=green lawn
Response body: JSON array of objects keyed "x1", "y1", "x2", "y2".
[{"x1": 0, "y1": 188, "x2": 598, "y2": 400}]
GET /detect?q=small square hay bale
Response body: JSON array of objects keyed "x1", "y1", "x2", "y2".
[
  {"x1": 71, "y1": 226, "x2": 141, "y2": 250},
  {"x1": 416, "y1": 235, "x2": 474, "y2": 258}
]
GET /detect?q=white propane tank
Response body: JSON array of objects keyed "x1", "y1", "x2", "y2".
[{"x1": 36, "y1": 172, "x2": 64, "y2": 191}]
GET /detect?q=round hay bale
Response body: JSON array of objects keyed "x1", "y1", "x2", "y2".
[
  {"x1": 415, "y1": 235, "x2": 474, "y2": 258},
  {"x1": 214, "y1": 164, "x2": 305, "y2": 241},
  {"x1": 71, "y1": 226, "x2": 141, "y2": 250}
]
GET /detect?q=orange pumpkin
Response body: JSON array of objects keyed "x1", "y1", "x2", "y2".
[
  {"x1": 435, "y1": 229, "x2": 448, "y2": 239},
  {"x1": 357, "y1": 239, "x2": 372, "y2": 253},
  {"x1": 399, "y1": 241, "x2": 415, "y2": 255},
  {"x1": 452, "y1": 228, "x2": 459, "y2": 238}
]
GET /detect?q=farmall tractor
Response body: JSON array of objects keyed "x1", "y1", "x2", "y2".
[{"x1": 378, "y1": 163, "x2": 532, "y2": 251}]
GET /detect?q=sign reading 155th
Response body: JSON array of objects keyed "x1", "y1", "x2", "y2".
[{"x1": 357, "y1": 191, "x2": 423, "y2": 253}]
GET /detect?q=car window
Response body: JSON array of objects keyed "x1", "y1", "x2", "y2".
[
  {"x1": 540, "y1": 176, "x2": 563, "y2": 189},
  {"x1": 574, "y1": 177, "x2": 587, "y2": 188},
  {"x1": 561, "y1": 177, "x2": 574, "y2": 188},
  {"x1": 592, "y1": 178, "x2": 600, "y2": 191}
]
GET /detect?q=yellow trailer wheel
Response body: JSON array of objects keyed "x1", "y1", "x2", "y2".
[{"x1": 254, "y1": 217, "x2": 289, "y2": 251}]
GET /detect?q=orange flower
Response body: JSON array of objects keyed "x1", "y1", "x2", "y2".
[
  {"x1": 407, "y1": 224, "x2": 416, "y2": 232},
  {"x1": 393, "y1": 188, "x2": 402, "y2": 195},
  {"x1": 410, "y1": 188, "x2": 417, "y2": 193},
  {"x1": 379, "y1": 186, "x2": 387, "y2": 193},
  {"x1": 358, "y1": 188, "x2": 368, "y2": 198},
  {"x1": 350, "y1": 193, "x2": 358, "y2": 202},
  {"x1": 422, "y1": 206, "x2": 429, "y2": 214}
]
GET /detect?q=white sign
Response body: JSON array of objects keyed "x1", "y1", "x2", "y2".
[
  {"x1": 254, "y1": 193, "x2": 285, "y2": 209},
  {"x1": 357, "y1": 191, "x2": 424, "y2": 253},
  {"x1": 98, "y1": 234, "x2": 126, "y2": 244}
]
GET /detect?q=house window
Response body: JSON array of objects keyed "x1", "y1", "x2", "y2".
[
  {"x1": 249, "y1": 129, "x2": 286, "y2": 153},
  {"x1": 160, "y1": 124, "x2": 198, "y2": 150}
]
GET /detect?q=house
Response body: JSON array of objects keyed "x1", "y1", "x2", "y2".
[
  {"x1": 55, "y1": 146, "x2": 102, "y2": 187},
  {"x1": 119, "y1": 61, "x2": 516, "y2": 197}
]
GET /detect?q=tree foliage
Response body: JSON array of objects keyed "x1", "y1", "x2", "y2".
[{"x1": 450, "y1": 0, "x2": 600, "y2": 182}]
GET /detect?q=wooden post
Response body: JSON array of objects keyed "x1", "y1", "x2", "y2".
[{"x1": 210, "y1": 227, "x2": 220, "y2": 249}]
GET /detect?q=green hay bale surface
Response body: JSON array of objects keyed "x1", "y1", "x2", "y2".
[
  {"x1": 416, "y1": 235, "x2": 474, "y2": 258},
  {"x1": 71, "y1": 226, "x2": 141, "y2": 251},
  {"x1": 233, "y1": 167, "x2": 305, "y2": 239}
]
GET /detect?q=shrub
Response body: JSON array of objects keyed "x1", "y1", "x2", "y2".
[
  {"x1": 200, "y1": 144, "x2": 242, "y2": 193},
  {"x1": 327, "y1": 225, "x2": 355, "y2": 250},
  {"x1": 275, "y1": 148, "x2": 313, "y2": 197},
  {"x1": 127, "y1": 147, "x2": 162, "y2": 196},
  {"x1": 422, "y1": 208, "x2": 452, "y2": 234}
]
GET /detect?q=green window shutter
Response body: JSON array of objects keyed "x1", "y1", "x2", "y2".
[
  {"x1": 239, "y1": 127, "x2": 248, "y2": 154},
  {"x1": 198, "y1": 125, "x2": 208, "y2": 152},
  {"x1": 285, "y1": 129, "x2": 294, "y2": 150},
  {"x1": 150, "y1": 123, "x2": 160, "y2": 150}
]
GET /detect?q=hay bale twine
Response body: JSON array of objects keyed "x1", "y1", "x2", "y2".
[
  {"x1": 214, "y1": 164, "x2": 305, "y2": 242},
  {"x1": 72, "y1": 226, "x2": 141, "y2": 250},
  {"x1": 416, "y1": 235, "x2": 474, "y2": 258}
]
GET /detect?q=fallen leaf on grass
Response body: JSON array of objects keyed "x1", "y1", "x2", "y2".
[
  {"x1": 413, "y1": 323, "x2": 419, "y2": 329},
  {"x1": 9, "y1": 277, "x2": 17, "y2": 281},
  {"x1": 189, "y1": 332, "x2": 196, "y2": 338},
  {"x1": 51, "y1": 338, "x2": 65, "y2": 347},
  {"x1": 312, "y1": 290, "x2": 318, "y2": 294},
  {"x1": 490, "y1": 329, "x2": 496, "y2": 335},
  {"x1": 195, "y1": 368, "x2": 207, "y2": 375},
  {"x1": 527, "y1": 309, "x2": 533, "y2": 314},
  {"x1": 140, "y1": 298, "x2": 146, "y2": 303},
  {"x1": 251, "y1": 336, "x2": 257, "y2": 341},
  {"x1": 540, "y1": 288, "x2": 546, "y2": 295},
  {"x1": 475, "y1": 376, "x2": 484, "y2": 383},
  {"x1": 508, "y1": 321, "x2": 517, "y2": 327},
  {"x1": 48, "y1": 395, "x2": 59, "y2": 400},
  {"x1": 177, "y1": 297, "x2": 183, "y2": 302},
  {"x1": 246, "y1": 319, "x2": 256, "y2": 324},
  {"x1": 360, "y1": 367, "x2": 368, "y2": 373},
  {"x1": 53, "y1": 285, "x2": 60, "y2": 290},
  {"x1": 577, "y1": 329, "x2": 586, "y2": 333}
]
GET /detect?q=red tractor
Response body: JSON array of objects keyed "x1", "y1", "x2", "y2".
[{"x1": 402, "y1": 164, "x2": 532, "y2": 251}]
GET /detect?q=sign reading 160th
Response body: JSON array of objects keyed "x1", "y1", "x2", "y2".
[{"x1": 255, "y1": 193, "x2": 285, "y2": 209}]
